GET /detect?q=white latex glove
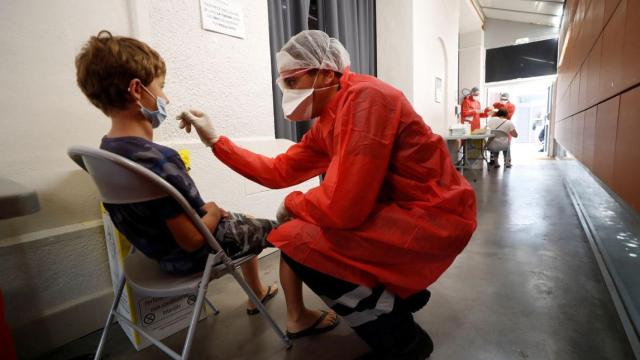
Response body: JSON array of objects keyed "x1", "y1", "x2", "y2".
[
  {"x1": 276, "y1": 201, "x2": 292, "y2": 224},
  {"x1": 176, "y1": 110, "x2": 219, "y2": 147}
]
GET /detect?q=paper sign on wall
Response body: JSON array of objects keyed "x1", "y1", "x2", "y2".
[{"x1": 200, "y1": 0, "x2": 246, "y2": 39}]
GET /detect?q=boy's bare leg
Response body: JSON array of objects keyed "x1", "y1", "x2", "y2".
[
  {"x1": 280, "y1": 256, "x2": 338, "y2": 332},
  {"x1": 241, "y1": 257, "x2": 277, "y2": 310}
]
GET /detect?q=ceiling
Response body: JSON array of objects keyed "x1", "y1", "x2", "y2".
[{"x1": 477, "y1": 0, "x2": 565, "y2": 28}]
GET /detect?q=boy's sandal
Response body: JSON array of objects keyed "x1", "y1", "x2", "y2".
[
  {"x1": 285, "y1": 310, "x2": 340, "y2": 339},
  {"x1": 246, "y1": 285, "x2": 278, "y2": 315}
]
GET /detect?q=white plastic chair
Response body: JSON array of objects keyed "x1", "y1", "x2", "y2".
[{"x1": 67, "y1": 145, "x2": 291, "y2": 360}]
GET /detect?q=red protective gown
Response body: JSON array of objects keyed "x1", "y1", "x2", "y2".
[
  {"x1": 493, "y1": 101, "x2": 516, "y2": 120},
  {"x1": 213, "y1": 69, "x2": 477, "y2": 298},
  {"x1": 461, "y1": 95, "x2": 489, "y2": 130}
]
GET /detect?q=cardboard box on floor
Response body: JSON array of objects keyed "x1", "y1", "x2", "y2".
[{"x1": 100, "y1": 149, "x2": 206, "y2": 351}]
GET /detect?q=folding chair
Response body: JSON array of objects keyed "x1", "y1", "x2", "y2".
[{"x1": 67, "y1": 146, "x2": 291, "y2": 360}]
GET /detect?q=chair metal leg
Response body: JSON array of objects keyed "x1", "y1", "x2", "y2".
[
  {"x1": 181, "y1": 254, "x2": 215, "y2": 359},
  {"x1": 228, "y1": 265, "x2": 292, "y2": 349},
  {"x1": 113, "y1": 313, "x2": 181, "y2": 360},
  {"x1": 94, "y1": 273, "x2": 126, "y2": 360},
  {"x1": 204, "y1": 298, "x2": 220, "y2": 315}
]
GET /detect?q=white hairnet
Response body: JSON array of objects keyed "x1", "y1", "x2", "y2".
[{"x1": 276, "y1": 30, "x2": 351, "y2": 74}]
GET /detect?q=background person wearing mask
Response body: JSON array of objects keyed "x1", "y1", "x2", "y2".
[
  {"x1": 178, "y1": 30, "x2": 477, "y2": 359},
  {"x1": 460, "y1": 86, "x2": 490, "y2": 131},
  {"x1": 492, "y1": 92, "x2": 515, "y2": 120},
  {"x1": 487, "y1": 109, "x2": 518, "y2": 168}
]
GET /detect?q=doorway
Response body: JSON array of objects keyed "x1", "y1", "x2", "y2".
[{"x1": 485, "y1": 75, "x2": 556, "y2": 162}]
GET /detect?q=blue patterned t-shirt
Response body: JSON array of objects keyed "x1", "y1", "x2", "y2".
[{"x1": 100, "y1": 136, "x2": 209, "y2": 273}]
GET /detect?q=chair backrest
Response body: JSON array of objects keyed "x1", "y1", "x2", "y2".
[
  {"x1": 67, "y1": 145, "x2": 224, "y2": 254},
  {"x1": 487, "y1": 129, "x2": 510, "y2": 152}
]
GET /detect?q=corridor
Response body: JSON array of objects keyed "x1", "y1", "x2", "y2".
[{"x1": 44, "y1": 150, "x2": 634, "y2": 359}]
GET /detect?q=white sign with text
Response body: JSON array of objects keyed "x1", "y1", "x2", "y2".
[{"x1": 200, "y1": 0, "x2": 246, "y2": 39}]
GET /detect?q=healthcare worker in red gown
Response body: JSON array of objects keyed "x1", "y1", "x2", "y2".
[
  {"x1": 178, "y1": 30, "x2": 477, "y2": 359},
  {"x1": 492, "y1": 92, "x2": 516, "y2": 120},
  {"x1": 460, "y1": 86, "x2": 490, "y2": 130}
]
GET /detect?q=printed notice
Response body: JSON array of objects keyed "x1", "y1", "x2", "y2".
[{"x1": 200, "y1": 0, "x2": 246, "y2": 39}]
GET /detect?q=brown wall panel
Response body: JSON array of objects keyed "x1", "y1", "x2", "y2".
[
  {"x1": 555, "y1": 0, "x2": 640, "y2": 213},
  {"x1": 593, "y1": 96, "x2": 620, "y2": 186},
  {"x1": 585, "y1": 0, "x2": 606, "y2": 46},
  {"x1": 599, "y1": 0, "x2": 627, "y2": 101},
  {"x1": 578, "y1": 64, "x2": 589, "y2": 112},
  {"x1": 582, "y1": 107, "x2": 597, "y2": 169},
  {"x1": 573, "y1": 0, "x2": 590, "y2": 66},
  {"x1": 586, "y1": 36, "x2": 602, "y2": 105},
  {"x1": 604, "y1": 0, "x2": 623, "y2": 26},
  {"x1": 566, "y1": 0, "x2": 579, "y2": 30},
  {"x1": 622, "y1": 0, "x2": 640, "y2": 90},
  {"x1": 571, "y1": 75, "x2": 580, "y2": 115},
  {"x1": 564, "y1": 116, "x2": 573, "y2": 154},
  {"x1": 613, "y1": 86, "x2": 640, "y2": 212},
  {"x1": 573, "y1": 112, "x2": 585, "y2": 161},
  {"x1": 566, "y1": 114, "x2": 574, "y2": 155}
]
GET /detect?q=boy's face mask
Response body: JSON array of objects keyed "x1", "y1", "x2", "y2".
[{"x1": 139, "y1": 85, "x2": 168, "y2": 128}]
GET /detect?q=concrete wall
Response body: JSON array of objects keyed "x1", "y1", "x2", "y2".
[
  {"x1": 485, "y1": 18, "x2": 559, "y2": 49},
  {"x1": 377, "y1": 0, "x2": 461, "y2": 135},
  {"x1": 0, "y1": 1, "x2": 316, "y2": 357}
]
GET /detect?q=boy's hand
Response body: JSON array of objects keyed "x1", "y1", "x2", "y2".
[
  {"x1": 177, "y1": 110, "x2": 219, "y2": 146},
  {"x1": 202, "y1": 201, "x2": 223, "y2": 219},
  {"x1": 276, "y1": 201, "x2": 292, "y2": 224}
]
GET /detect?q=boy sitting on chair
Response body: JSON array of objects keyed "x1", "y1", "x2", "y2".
[{"x1": 74, "y1": 30, "x2": 339, "y2": 333}]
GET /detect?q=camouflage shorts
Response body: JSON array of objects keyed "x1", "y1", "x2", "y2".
[
  {"x1": 214, "y1": 212, "x2": 277, "y2": 258},
  {"x1": 160, "y1": 213, "x2": 277, "y2": 274}
]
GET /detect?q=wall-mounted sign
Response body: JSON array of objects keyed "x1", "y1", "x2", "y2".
[
  {"x1": 435, "y1": 77, "x2": 443, "y2": 103},
  {"x1": 200, "y1": 0, "x2": 246, "y2": 39}
]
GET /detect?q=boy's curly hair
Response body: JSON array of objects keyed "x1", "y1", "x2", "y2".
[{"x1": 75, "y1": 30, "x2": 166, "y2": 115}]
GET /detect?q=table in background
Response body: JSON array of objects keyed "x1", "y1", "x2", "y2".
[{"x1": 444, "y1": 133, "x2": 494, "y2": 181}]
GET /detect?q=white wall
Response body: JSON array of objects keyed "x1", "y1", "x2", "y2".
[
  {"x1": 0, "y1": 1, "x2": 315, "y2": 357},
  {"x1": 377, "y1": 0, "x2": 461, "y2": 136},
  {"x1": 459, "y1": 30, "x2": 485, "y2": 100},
  {"x1": 375, "y1": 0, "x2": 414, "y2": 102},
  {"x1": 412, "y1": 0, "x2": 462, "y2": 135},
  {"x1": 484, "y1": 18, "x2": 559, "y2": 49}
]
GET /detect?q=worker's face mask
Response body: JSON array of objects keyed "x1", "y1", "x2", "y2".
[
  {"x1": 279, "y1": 71, "x2": 337, "y2": 121},
  {"x1": 500, "y1": 99, "x2": 508, "y2": 104},
  {"x1": 473, "y1": 95, "x2": 480, "y2": 101},
  {"x1": 139, "y1": 85, "x2": 168, "y2": 128}
]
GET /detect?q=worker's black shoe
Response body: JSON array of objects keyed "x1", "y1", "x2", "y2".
[
  {"x1": 395, "y1": 326, "x2": 433, "y2": 360},
  {"x1": 355, "y1": 325, "x2": 433, "y2": 360}
]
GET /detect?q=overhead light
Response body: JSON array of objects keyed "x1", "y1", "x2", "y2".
[{"x1": 515, "y1": 37, "x2": 530, "y2": 45}]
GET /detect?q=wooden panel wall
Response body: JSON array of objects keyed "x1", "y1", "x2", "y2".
[{"x1": 555, "y1": 0, "x2": 640, "y2": 212}]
